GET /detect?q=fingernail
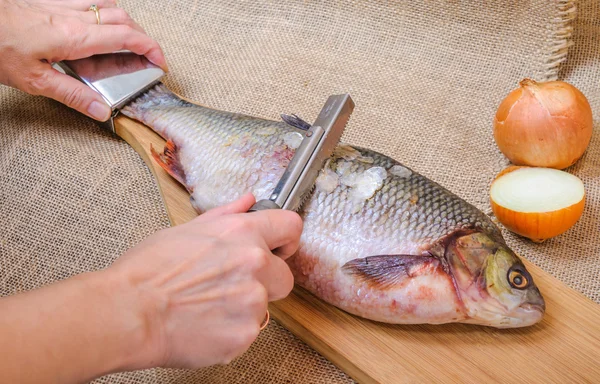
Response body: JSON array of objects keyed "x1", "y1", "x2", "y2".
[
  {"x1": 88, "y1": 100, "x2": 111, "y2": 121},
  {"x1": 151, "y1": 59, "x2": 169, "y2": 73},
  {"x1": 147, "y1": 52, "x2": 169, "y2": 72}
]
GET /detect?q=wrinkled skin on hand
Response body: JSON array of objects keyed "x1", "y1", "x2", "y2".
[
  {"x1": 0, "y1": 0, "x2": 167, "y2": 121},
  {"x1": 108, "y1": 193, "x2": 303, "y2": 368}
]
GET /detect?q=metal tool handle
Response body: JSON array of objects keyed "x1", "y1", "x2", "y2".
[
  {"x1": 52, "y1": 51, "x2": 165, "y2": 133},
  {"x1": 247, "y1": 125, "x2": 325, "y2": 212},
  {"x1": 248, "y1": 199, "x2": 281, "y2": 212},
  {"x1": 247, "y1": 94, "x2": 353, "y2": 213}
]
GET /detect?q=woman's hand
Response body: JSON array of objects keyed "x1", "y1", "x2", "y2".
[
  {"x1": 0, "y1": 0, "x2": 167, "y2": 121},
  {"x1": 108, "y1": 193, "x2": 303, "y2": 369},
  {"x1": 0, "y1": 194, "x2": 303, "y2": 384}
]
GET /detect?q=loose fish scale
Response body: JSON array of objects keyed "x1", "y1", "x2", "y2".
[{"x1": 122, "y1": 85, "x2": 505, "y2": 324}]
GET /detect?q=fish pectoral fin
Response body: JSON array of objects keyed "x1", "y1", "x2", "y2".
[
  {"x1": 150, "y1": 140, "x2": 190, "y2": 192},
  {"x1": 342, "y1": 254, "x2": 439, "y2": 289},
  {"x1": 281, "y1": 114, "x2": 311, "y2": 130}
]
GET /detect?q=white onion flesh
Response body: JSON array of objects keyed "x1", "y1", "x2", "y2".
[{"x1": 490, "y1": 167, "x2": 584, "y2": 213}]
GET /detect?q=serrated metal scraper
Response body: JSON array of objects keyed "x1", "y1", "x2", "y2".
[{"x1": 249, "y1": 94, "x2": 355, "y2": 212}]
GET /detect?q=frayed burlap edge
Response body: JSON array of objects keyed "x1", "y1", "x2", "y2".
[{"x1": 541, "y1": 0, "x2": 577, "y2": 80}]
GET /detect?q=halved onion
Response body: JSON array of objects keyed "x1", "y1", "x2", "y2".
[{"x1": 490, "y1": 166, "x2": 585, "y2": 242}]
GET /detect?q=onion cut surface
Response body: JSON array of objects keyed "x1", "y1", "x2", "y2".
[{"x1": 490, "y1": 166, "x2": 585, "y2": 242}]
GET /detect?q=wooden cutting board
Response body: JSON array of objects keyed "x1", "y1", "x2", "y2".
[{"x1": 115, "y1": 114, "x2": 600, "y2": 384}]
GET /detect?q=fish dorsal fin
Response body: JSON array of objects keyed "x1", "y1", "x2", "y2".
[
  {"x1": 281, "y1": 114, "x2": 311, "y2": 130},
  {"x1": 342, "y1": 254, "x2": 440, "y2": 289}
]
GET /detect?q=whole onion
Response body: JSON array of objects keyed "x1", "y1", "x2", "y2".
[{"x1": 493, "y1": 79, "x2": 593, "y2": 169}]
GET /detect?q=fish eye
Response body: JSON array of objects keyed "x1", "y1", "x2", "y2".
[{"x1": 508, "y1": 267, "x2": 529, "y2": 289}]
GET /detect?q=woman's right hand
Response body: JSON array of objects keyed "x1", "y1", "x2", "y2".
[{"x1": 106, "y1": 193, "x2": 303, "y2": 370}]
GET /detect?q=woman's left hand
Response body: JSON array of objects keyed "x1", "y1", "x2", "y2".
[{"x1": 0, "y1": 0, "x2": 167, "y2": 121}]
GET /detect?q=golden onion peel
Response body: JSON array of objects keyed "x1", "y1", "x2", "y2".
[
  {"x1": 493, "y1": 79, "x2": 593, "y2": 170},
  {"x1": 490, "y1": 166, "x2": 585, "y2": 242}
]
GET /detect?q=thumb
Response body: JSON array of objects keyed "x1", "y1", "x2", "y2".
[
  {"x1": 195, "y1": 193, "x2": 257, "y2": 221},
  {"x1": 36, "y1": 66, "x2": 112, "y2": 121}
]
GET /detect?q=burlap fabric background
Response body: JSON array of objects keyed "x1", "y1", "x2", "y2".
[{"x1": 1, "y1": 0, "x2": 597, "y2": 383}]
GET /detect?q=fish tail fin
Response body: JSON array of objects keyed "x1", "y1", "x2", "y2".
[
  {"x1": 150, "y1": 140, "x2": 190, "y2": 191},
  {"x1": 121, "y1": 84, "x2": 185, "y2": 127}
]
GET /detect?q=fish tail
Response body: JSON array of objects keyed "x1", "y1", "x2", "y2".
[
  {"x1": 150, "y1": 140, "x2": 191, "y2": 192},
  {"x1": 121, "y1": 83, "x2": 186, "y2": 123}
]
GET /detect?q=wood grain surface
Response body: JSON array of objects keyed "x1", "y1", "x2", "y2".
[{"x1": 115, "y1": 114, "x2": 600, "y2": 384}]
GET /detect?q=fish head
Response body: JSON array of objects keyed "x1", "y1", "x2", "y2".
[{"x1": 446, "y1": 232, "x2": 545, "y2": 328}]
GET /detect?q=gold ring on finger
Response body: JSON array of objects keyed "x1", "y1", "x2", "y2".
[
  {"x1": 89, "y1": 4, "x2": 101, "y2": 25},
  {"x1": 259, "y1": 310, "x2": 270, "y2": 331}
]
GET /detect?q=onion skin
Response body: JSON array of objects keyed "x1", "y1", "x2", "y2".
[
  {"x1": 493, "y1": 79, "x2": 593, "y2": 170},
  {"x1": 490, "y1": 166, "x2": 585, "y2": 243},
  {"x1": 491, "y1": 197, "x2": 584, "y2": 243}
]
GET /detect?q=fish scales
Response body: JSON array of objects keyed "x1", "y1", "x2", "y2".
[{"x1": 121, "y1": 85, "x2": 545, "y2": 328}]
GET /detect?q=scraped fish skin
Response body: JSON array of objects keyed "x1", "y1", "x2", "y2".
[
  {"x1": 121, "y1": 85, "x2": 539, "y2": 327},
  {"x1": 121, "y1": 86, "x2": 306, "y2": 212}
]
